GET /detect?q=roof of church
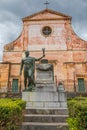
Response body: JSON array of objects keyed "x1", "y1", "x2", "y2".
[{"x1": 22, "y1": 8, "x2": 71, "y2": 21}]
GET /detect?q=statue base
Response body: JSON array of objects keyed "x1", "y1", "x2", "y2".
[
  {"x1": 22, "y1": 83, "x2": 67, "y2": 109},
  {"x1": 23, "y1": 85, "x2": 35, "y2": 92}
]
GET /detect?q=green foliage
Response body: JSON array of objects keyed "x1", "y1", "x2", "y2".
[
  {"x1": 0, "y1": 98, "x2": 26, "y2": 130},
  {"x1": 68, "y1": 97, "x2": 87, "y2": 130},
  {"x1": 67, "y1": 118, "x2": 78, "y2": 130}
]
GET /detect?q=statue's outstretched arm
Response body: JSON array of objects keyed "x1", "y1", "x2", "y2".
[
  {"x1": 35, "y1": 48, "x2": 45, "y2": 61},
  {"x1": 35, "y1": 54, "x2": 45, "y2": 61}
]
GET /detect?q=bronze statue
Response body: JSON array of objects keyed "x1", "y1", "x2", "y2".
[{"x1": 20, "y1": 48, "x2": 45, "y2": 91}]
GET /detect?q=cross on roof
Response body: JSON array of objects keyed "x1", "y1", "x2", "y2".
[{"x1": 44, "y1": 1, "x2": 49, "y2": 9}]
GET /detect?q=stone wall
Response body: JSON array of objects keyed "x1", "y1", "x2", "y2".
[
  {"x1": 0, "y1": 63, "x2": 9, "y2": 92},
  {"x1": 1, "y1": 9, "x2": 87, "y2": 92}
]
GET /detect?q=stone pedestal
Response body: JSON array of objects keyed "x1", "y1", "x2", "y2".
[
  {"x1": 22, "y1": 83, "x2": 67, "y2": 109},
  {"x1": 21, "y1": 83, "x2": 69, "y2": 130},
  {"x1": 35, "y1": 83, "x2": 57, "y2": 92}
]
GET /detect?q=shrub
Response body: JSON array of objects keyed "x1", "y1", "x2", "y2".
[
  {"x1": 67, "y1": 118, "x2": 78, "y2": 130},
  {"x1": 0, "y1": 98, "x2": 26, "y2": 130},
  {"x1": 67, "y1": 97, "x2": 87, "y2": 130}
]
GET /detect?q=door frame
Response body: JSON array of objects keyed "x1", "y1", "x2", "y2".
[
  {"x1": 12, "y1": 79, "x2": 18, "y2": 93},
  {"x1": 11, "y1": 76, "x2": 20, "y2": 92},
  {"x1": 78, "y1": 78, "x2": 85, "y2": 92}
]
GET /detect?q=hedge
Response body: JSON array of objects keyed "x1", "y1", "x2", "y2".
[
  {"x1": 67, "y1": 97, "x2": 87, "y2": 130},
  {"x1": 0, "y1": 98, "x2": 26, "y2": 130}
]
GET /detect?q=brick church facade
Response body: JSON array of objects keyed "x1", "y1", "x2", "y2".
[{"x1": 0, "y1": 9, "x2": 87, "y2": 93}]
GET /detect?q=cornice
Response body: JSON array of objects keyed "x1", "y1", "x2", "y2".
[
  {"x1": 23, "y1": 18, "x2": 71, "y2": 22},
  {"x1": 22, "y1": 8, "x2": 71, "y2": 22}
]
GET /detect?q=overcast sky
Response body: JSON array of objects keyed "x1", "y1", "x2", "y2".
[{"x1": 0, "y1": 0, "x2": 87, "y2": 60}]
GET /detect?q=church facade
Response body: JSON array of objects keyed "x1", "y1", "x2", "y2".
[{"x1": 0, "y1": 9, "x2": 87, "y2": 93}]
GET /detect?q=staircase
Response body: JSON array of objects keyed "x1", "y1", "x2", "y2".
[
  {"x1": 21, "y1": 84, "x2": 69, "y2": 130},
  {"x1": 22, "y1": 108, "x2": 68, "y2": 130}
]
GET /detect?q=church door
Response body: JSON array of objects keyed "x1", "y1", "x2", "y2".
[
  {"x1": 78, "y1": 78, "x2": 85, "y2": 92},
  {"x1": 12, "y1": 79, "x2": 18, "y2": 92}
]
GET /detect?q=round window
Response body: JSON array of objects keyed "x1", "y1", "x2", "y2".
[{"x1": 42, "y1": 26, "x2": 52, "y2": 36}]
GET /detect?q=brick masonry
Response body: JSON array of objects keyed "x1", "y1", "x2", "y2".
[{"x1": 0, "y1": 9, "x2": 87, "y2": 92}]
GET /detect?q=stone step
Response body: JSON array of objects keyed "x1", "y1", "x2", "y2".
[
  {"x1": 23, "y1": 114, "x2": 68, "y2": 123},
  {"x1": 21, "y1": 122, "x2": 69, "y2": 130},
  {"x1": 26, "y1": 101, "x2": 67, "y2": 108},
  {"x1": 26, "y1": 108, "x2": 68, "y2": 115}
]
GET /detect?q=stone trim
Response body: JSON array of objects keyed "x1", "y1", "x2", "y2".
[{"x1": 22, "y1": 9, "x2": 71, "y2": 21}]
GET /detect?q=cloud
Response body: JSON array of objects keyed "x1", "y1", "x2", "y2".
[
  {"x1": 0, "y1": 0, "x2": 87, "y2": 60},
  {"x1": 0, "y1": 9, "x2": 23, "y2": 60}
]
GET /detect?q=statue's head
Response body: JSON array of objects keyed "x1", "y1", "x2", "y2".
[{"x1": 25, "y1": 50, "x2": 29, "y2": 57}]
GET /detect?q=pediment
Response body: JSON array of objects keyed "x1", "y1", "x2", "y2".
[{"x1": 22, "y1": 9, "x2": 71, "y2": 21}]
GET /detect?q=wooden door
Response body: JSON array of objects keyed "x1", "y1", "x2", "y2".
[
  {"x1": 78, "y1": 78, "x2": 85, "y2": 92},
  {"x1": 12, "y1": 79, "x2": 18, "y2": 92}
]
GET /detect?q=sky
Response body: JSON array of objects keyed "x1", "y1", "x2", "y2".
[{"x1": 0, "y1": 0, "x2": 87, "y2": 60}]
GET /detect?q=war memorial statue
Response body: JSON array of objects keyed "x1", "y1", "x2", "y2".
[{"x1": 20, "y1": 48, "x2": 45, "y2": 91}]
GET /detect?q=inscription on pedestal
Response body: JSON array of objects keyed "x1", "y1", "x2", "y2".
[{"x1": 36, "y1": 59, "x2": 54, "y2": 82}]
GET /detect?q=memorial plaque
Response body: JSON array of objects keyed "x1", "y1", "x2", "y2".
[{"x1": 36, "y1": 60, "x2": 54, "y2": 83}]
